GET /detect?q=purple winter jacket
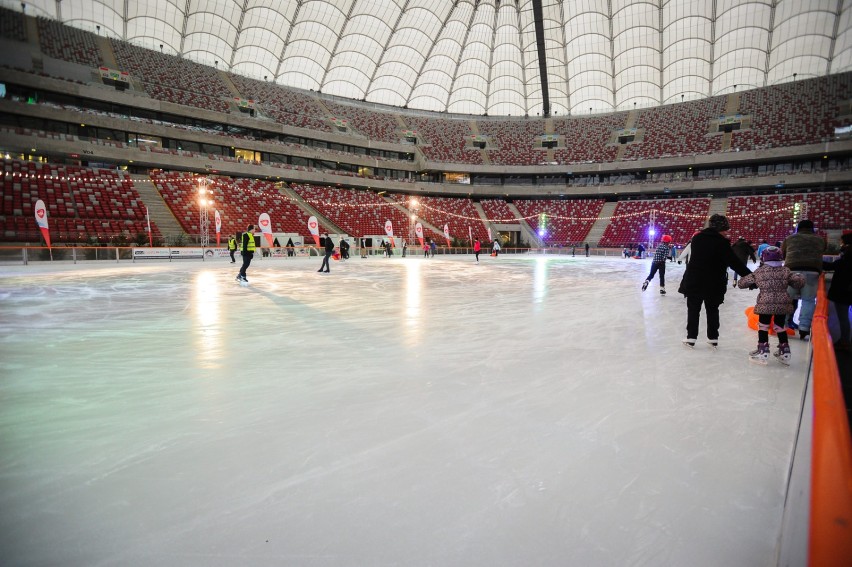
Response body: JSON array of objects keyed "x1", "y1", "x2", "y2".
[{"x1": 737, "y1": 265, "x2": 805, "y2": 314}]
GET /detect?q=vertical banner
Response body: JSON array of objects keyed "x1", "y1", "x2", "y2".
[
  {"x1": 258, "y1": 212, "x2": 274, "y2": 247},
  {"x1": 214, "y1": 210, "x2": 221, "y2": 247},
  {"x1": 443, "y1": 223, "x2": 451, "y2": 247},
  {"x1": 487, "y1": 226, "x2": 492, "y2": 243},
  {"x1": 34, "y1": 199, "x2": 51, "y2": 248},
  {"x1": 384, "y1": 219, "x2": 395, "y2": 247},
  {"x1": 308, "y1": 216, "x2": 320, "y2": 246},
  {"x1": 146, "y1": 206, "x2": 153, "y2": 246},
  {"x1": 468, "y1": 225, "x2": 472, "y2": 245},
  {"x1": 415, "y1": 222, "x2": 424, "y2": 246}
]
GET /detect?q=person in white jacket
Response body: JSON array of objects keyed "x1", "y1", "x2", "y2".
[{"x1": 492, "y1": 239, "x2": 501, "y2": 257}]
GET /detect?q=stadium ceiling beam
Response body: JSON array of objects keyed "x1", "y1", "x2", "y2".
[{"x1": 532, "y1": 0, "x2": 550, "y2": 117}]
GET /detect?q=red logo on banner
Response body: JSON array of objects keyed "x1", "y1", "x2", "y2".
[
  {"x1": 309, "y1": 221, "x2": 317, "y2": 229},
  {"x1": 37, "y1": 209, "x2": 45, "y2": 218},
  {"x1": 260, "y1": 219, "x2": 269, "y2": 227}
]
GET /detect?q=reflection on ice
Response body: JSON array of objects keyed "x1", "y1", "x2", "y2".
[{"x1": 0, "y1": 255, "x2": 808, "y2": 566}]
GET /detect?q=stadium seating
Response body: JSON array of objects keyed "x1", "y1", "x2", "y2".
[
  {"x1": 406, "y1": 117, "x2": 482, "y2": 164},
  {"x1": 37, "y1": 17, "x2": 100, "y2": 67},
  {"x1": 291, "y1": 184, "x2": 428, "y2": 240},
  {"x1": 552, "y1": 114, "x2": 624, "y2": 164},
  {"x1": 228, "y1": 74, "x2": 332, "y2": 132},
  {"x1": 477, "y1": 120, "x2": 542, "y2": 166},
  {"x1": 391, "y1": 194, "x2": 488, "y2": 242},
  {"x1": 727, "y1": 191, "x2": 852, "y2": 244},
  {"x1": 0, "y1": 7, "x2": 26, "y2": 42},
  {"x1": 598, "y1": 199, "x2": 710, "y2": 247},
  {"x1": 111, "y1": 40, "x2": 232, "y2": 113},
  {"x1": 480, "y1": 199, "x2": 517, "y2": 224},
  {"x1": 623, "y1": 99, "x2": 724, "y2": 160},
  {"x1": 1, "y1": 159, "x2": 160, "y2": 243},
  {"x1": 513, "y1": 198, "x2": 605, "y2": 245},
  {"x1": 734, "y1": 74, "x2": 852, "y2": 150},
  {"x1": 324, "y1": 100, "x2": 401, "y2": 143},
  {"x1": 150, "y1": 171, "x2": 310, "y2": 239}
]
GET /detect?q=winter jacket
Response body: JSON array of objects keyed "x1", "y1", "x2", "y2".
[
  {"x1": 737, "y1": 266, "x2": 805, "y2": 314},
  {"x1": 732, "y1": 239, "x2": 757, "y2": 265},
  {"x1": 782, "y1": 231, "x2": 826, "y2": 272},
  {"x1": 652, "y1": 243, "x2": 670, "y2": 263},
  {"x1": 678, "y1": 228, "x2": 751, "y2": 302},
  {"x1": 824, "y1": 252, "x2": 852, "y2": 304}
]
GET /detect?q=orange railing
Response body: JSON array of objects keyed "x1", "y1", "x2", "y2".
[{"x1": 809, "y1": 276, "x2": 852, "y2": 565}]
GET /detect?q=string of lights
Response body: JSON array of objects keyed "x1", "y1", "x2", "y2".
[{"x1": 0, "y1": 169, "x2": 806, "y2": 224}]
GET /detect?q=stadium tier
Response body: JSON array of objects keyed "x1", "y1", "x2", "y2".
[
  {"x1": 513, "y1": 199, "x2": 605, "y2": 245},
  {"x1": 598, "y1": 199, "x2": 711, "y2": 247},
  {"x1": 1, "y1": 159, "x2": 160, "y2": 243}
]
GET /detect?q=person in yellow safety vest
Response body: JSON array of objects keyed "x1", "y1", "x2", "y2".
[
  {"x1": 237, "y1": 224, "x2": 256, "y2": 283},
  {"x1": 228, "y1": 234, "x2": 237, "y2": 263}
]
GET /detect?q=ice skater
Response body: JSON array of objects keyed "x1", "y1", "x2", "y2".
[
  {"x1": 236, "y1": 224, "x2": 256, "y2": 284},
  {"x1": 492, "y1": 239, "x2": 501, "y2": 257},
  {"x1": 678, "y1": 214, "x2": 751, "y2": 349},
  {"x1": 474, "y1": 239, "x2": 481, "y2": 263},
  {"x1": 642, "y1": 235, "x2": 672, "y2": 295},
  {"x1": 736, "y1": 246, "x2": 804, "y2": 365},
  {"x1": 318, "y1": 233, "x2": 334, "y2": 273},
  {"x1": 228, "y1": 233, "x2": 237, "y2": 263}
]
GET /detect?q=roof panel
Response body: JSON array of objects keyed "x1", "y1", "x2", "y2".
[{"x1": 13, "y1": 0, "x2": 848, "y2": 116}]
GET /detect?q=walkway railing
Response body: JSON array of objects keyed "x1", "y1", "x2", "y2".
[{"x1": 809, "y1": 275, "x2": 852, "y2": 565}]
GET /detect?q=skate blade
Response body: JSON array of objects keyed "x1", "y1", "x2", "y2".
[{"x1": 749, "y1": 358, "x2": 769, "y2": 365}]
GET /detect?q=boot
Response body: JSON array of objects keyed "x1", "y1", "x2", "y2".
[
  {"x1": 641, "y1": 280, "x2": 649, "y2": 291},
  {"x1": 682, "y1": 338, "x2": 696, "y2": 349},
  {"x1": 749, "y1": 342, "x2": 770, "y2": 365},
  {"x1": 659, "y1": 287, "x2": 666, "y2": 295},
  {"x1": 774, "y1": 343, "x2": 791, "y2": 365}
]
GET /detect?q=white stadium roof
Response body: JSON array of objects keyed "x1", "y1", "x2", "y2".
[{"x1": 12, "y1": 0, "x2": 852, "y2": 116}]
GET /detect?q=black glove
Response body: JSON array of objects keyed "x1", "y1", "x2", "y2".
[{"x1": 748, "y1": 284, "x2": 757, "y2": 290}]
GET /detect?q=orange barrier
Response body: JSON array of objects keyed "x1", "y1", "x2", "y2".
[{"x1": 809, "y1": 276, "x2": 852, "y2": 566}]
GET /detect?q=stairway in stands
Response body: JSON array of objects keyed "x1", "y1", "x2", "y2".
[
  {"x1": 585, "y1": 201, "x2": 617, "y2": 245},
  {"x1": 708, "y1": 196, "x2": 729, "y2": 220},
  {"x1": 130, "y1": 173, "x2": 186, "y2": 243}
]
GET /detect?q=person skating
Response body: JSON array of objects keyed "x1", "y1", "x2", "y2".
[
  {"x1": 228, "y1": 233, "x2": 237, "y2": 263},
  {"x1": 318, "y1": 233, "x2": 334, "y2": 272},
  {"x1": 736, "y1": 246, "x2": 805, "y2": 365},
  {"x1": 823, "y1": 231, "x2": 852, "y2": 351},
  {"x1": 236, "y1": 224, "x2": 256, "y2": 283},
  {"x1": 678, "y1": 214, "x2": 751, "y2": 349},
  {"x1": 642, "y1": 235, "x2": 672, "y2": 294},
  {"x1": 782, "y1": 219, "x2": 826, "y2": 340},
  {"x1": 474, "y1": 239, "x2": 481, "y2": 263},
  {"x1": 339, "y1": 238, "x2": 350, "y2": 260},
  {"x1": 731, "y1": 237, "x2": 757, "y2": 286},
  {"x1": 492, "y1": 239, "x2": 501, "y2": 257}
]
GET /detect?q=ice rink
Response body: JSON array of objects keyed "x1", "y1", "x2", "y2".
[{"x1": 0, "y1": 254, "x2": 810, "y2": 566}]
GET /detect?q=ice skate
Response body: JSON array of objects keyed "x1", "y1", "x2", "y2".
[
  {"x1": 798, "y1": 330, "x2": 810, "y2": 341},
  {"x1": 659, "y1": 287, "x2": 666, "y2": 295},
  {"x1": 641, "y1": 280, "x2": 649, "y2": 292},
  {"x1": 773, "y1": 343, "x2": 791, "y2": 365},
  {"x1": 706, "y1": 340, "x2": 718, "y2": 350},
  {"x1": 682, "y1": 338, "x2": 696, "y2": 349},
  {"x1": 749, "y1": 342, "x2": 770, "y2": 365}
]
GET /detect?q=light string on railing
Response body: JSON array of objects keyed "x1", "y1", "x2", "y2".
[{"x1": 0, "y1": 169, "x2": 806, "y2": 224}]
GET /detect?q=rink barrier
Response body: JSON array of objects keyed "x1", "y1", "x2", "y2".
[{"x1": 809, "y1": 275, "x2": 852, "y2": 566}]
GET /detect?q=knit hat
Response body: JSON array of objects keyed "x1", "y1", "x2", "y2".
[
  {"x1": 707, "y1": 214, "x2": 730, "y2": 232},
  {"x1": 662, "y1": 235, "x2": 672, "y2": 243},
  {"x1": 761, "y1": 245, "x2": 783, "y2": 266}
]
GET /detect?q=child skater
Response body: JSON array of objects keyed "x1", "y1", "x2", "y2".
[
  {"x1": 642, "y1": 235, "x2": 672, "y2": 294},
  {"x1": 736, "y1": 246, "x2": 805, "y2": 365}
]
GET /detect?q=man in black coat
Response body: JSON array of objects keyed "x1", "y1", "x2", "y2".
[
  {"x1": 318, "y1": 233, "x2": 334, "y2": 273},
  {"x1": 678, "y1": 214, "x2": 751, "y2": 348}
]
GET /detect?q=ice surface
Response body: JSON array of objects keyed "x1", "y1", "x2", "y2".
[{"x1": 0, "y1": 255, "x2": 808, "y2": 566}]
